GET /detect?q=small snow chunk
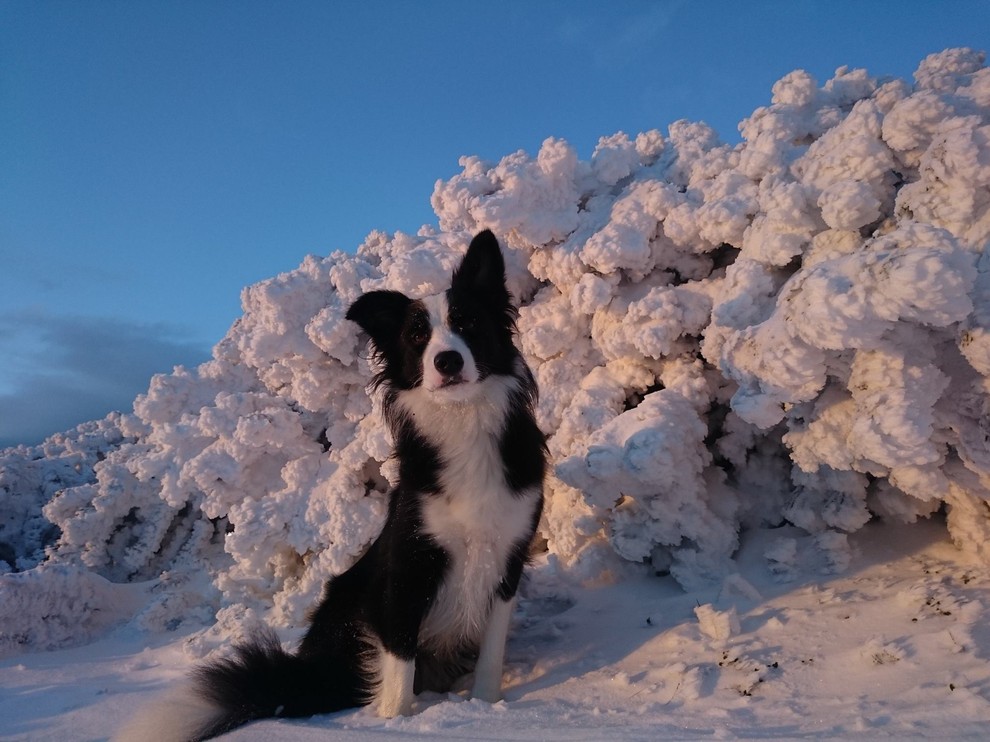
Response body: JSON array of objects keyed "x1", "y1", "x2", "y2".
[
  {"x1": 818, "y1": 179, "x2": 882, "y2": 230},
  {"x1": 695, "y1": 603, "x2": 741, "y2": 645}
]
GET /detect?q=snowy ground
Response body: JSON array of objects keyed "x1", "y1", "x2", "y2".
[{"x1": 4, "y1": 516, "x2": 990, "y2": 741}]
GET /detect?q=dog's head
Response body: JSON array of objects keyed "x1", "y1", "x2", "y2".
[{"x1": 346, "y1": 230, "x2": 518, "y2": 401}]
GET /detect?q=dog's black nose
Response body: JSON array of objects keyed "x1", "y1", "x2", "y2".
[{"x1": 434, "y1": 350, "x2": 464, "y2": 377}]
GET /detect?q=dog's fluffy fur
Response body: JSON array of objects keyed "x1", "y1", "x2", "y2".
[{"x1": 115, "y1": 230, "x2": 546, "y2": 741}]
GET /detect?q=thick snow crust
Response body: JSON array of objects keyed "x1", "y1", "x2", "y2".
[{"x1": 2, "y1": 48, "x2": 990, "y2": 658}]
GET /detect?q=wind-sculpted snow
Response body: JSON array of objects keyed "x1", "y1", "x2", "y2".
[{"x1": 2, "y1": 48, "x2": 989, "y2": 652}]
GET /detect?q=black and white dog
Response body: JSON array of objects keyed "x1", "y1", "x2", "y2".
[{"x1": 116, "y1": 230, "x2": 546, "y2": 741}]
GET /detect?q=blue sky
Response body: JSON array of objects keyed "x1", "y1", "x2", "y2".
[{"x1": 2, "y1": 1, "x2": 988, "y2": 447}]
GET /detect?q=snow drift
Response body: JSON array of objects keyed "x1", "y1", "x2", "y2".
[{"x1": 2, "y1": 48, "x2": 989, "y2": 655}]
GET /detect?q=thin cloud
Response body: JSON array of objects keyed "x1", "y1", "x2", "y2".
[
  {"x1": 555, "y1": 2, "x2": 687, "y2": 70},
  {"x1": 0, "y1": 311, "x2": 211, "y2": 448}
]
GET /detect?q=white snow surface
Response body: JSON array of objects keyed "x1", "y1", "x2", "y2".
[
  {"x1": 5, "y1": 520, "x2": 990, "y2": 739},
  {"x1": 3, "y1": 47, "x2": 990, "y2": 738}
]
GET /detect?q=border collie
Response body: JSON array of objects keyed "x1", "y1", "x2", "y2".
[{"x1": 116, "y1": 230, "x2": 546, "y2": 741}]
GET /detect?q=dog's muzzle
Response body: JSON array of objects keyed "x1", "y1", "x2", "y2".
[{"x1": 434, "y1": 350, "x2": 465, "y2": 386}]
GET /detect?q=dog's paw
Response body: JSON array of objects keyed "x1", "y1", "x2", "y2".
[{"x1": 470, "y1": 679, "x2": 503, "y2": 704}]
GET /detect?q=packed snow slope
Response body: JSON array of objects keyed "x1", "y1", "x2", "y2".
[
  {"x1": 5, "y1": 518, "x2": 990, "y2": 740},
  {"x1": 2, "y1": 48, "x2": 990, "y2": 669}
]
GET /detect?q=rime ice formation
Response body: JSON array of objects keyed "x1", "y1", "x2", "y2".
[{"x1": 2, "y1": 48, "x2": 989, "y2": 652}]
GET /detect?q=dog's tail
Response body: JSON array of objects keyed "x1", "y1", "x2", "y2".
[{"x1": 114, "y1": 629, "x2": 365, "y2": 742}]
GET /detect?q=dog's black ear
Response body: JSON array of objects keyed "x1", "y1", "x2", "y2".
[
  {"x1": 451, "y1": 229, "x2": 509, "y2": 299},
  {"x1": 346, "y1": 290, "x2": 412, "y2": 349}
]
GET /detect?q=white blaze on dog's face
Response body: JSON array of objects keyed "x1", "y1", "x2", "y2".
[
  {"x1": 345, "y1": 229, "x2": 518, "y2": 402},
  {"x1": 419, "y1": 292, "x2": 480, "y2": 398}
]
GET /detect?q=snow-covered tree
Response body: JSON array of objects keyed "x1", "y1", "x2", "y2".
[{"x1": 2, "y1": 48, "x2": 988, "y2": 654}]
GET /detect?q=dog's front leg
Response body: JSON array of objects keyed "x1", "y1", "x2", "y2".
[
  {"x1": 377, "y1": 649, "x2": 416, "y2": 717},
  {"x1": 374, "y1": 536, "x2": 447, "y2": 718},
  {"x1": 472, "y1": 596, "x2": 515, "y2": 703},
  {"x1": 376, "y1": 611, "x2": 420, "y2": 718}
]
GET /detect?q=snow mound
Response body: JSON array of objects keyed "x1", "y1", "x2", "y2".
[{"x1": 2, "y1": 48, "x2": 990, "y2": 651}]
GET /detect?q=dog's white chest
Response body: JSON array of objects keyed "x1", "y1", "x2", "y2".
[
  {"x1": 396, "y1": 375, "x2": 539, "y2": 649},
  {"x1": 419, "y1": 478, "x2": 536, "y2": 650},
  {"x1": 416, "y1": 386, "x2": 534, "y2": 564}
]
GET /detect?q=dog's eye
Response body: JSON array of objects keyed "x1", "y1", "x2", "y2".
[
  {"x1": 408, "y1": 319, "x2": 430, "y2": 346},
  {"x1": 450, "y1": 312, "x2": 476, "y2": 333}
]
